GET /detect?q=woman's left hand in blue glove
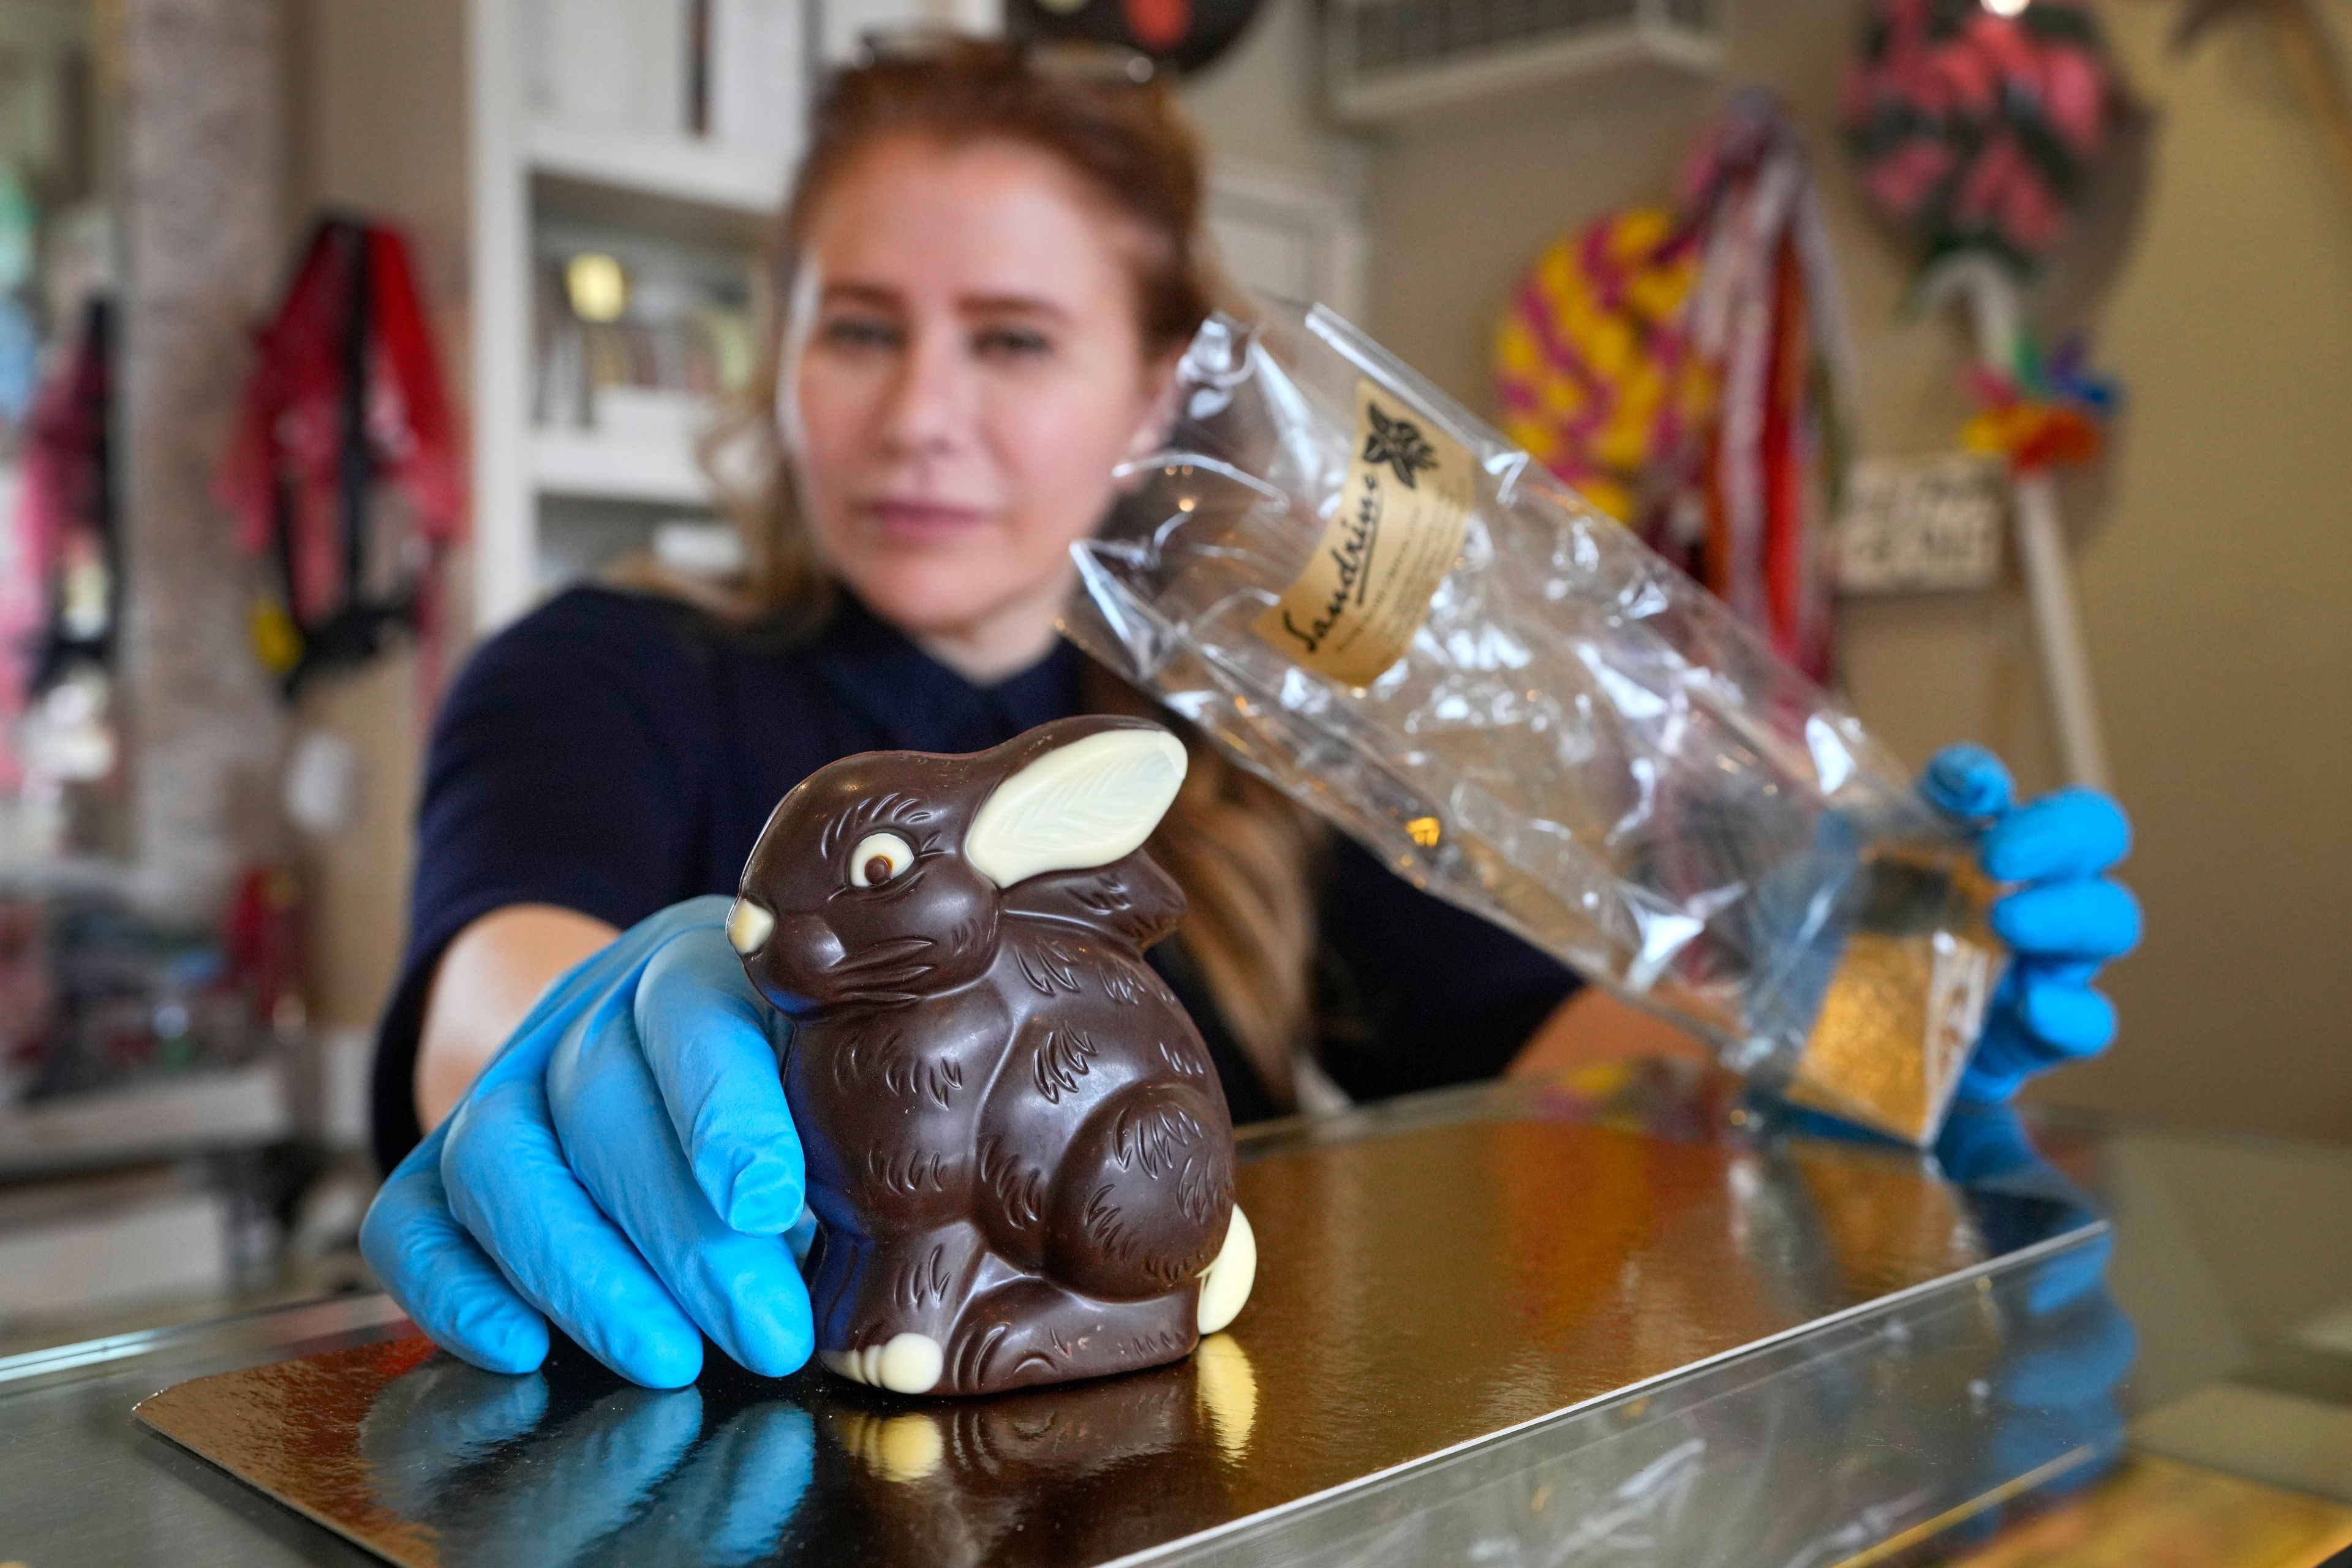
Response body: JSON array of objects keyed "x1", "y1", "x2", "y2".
[
  {"x1": 359, "y1": 897, "x2": 814, "y2": 1388},
  {"x1": 1921, "y1": 746, "x2": 2141, "y2": 1104}
]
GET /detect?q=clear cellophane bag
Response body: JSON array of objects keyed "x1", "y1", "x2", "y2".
[{"x1": 1062, "y1": 301, "x2": 1997, "y2": 1143}]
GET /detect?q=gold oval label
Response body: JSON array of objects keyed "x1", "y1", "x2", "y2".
[{"x1": 1253, "y1": 379, "x2": 1473, "y2": 688}]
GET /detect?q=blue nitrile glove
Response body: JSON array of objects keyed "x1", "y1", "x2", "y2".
[
  {"x1": 1932, "y1": 1100, "x2": 2136, "y2": 1536},
  {"x1": 359, "y1": 895, "x2": 815, "y2": 1388},
  {"x1": 1921, "y1": 747, "x2": 2141, "y2": 1104}
]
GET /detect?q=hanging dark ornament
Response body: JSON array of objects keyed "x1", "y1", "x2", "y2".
[{"x1": 1006, "y1": 0, "x2": 1265, "y2": 75}]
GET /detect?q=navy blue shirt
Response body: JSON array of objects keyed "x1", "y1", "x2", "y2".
[{"x1": 372, "y1": 587, "x2": 1581, "y2": 1169}]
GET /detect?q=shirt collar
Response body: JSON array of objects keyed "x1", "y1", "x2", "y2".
[{"x1": 810, "y1": 590, "x2": 1080, "y2": 754}]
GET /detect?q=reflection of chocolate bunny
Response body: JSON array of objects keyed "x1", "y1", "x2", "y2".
[
  {"x1": 826, "y1": 1333, "x2": 1257, "y2": 1566},
  {"x1": 731, "y1": 717, "x2": 1256, "y2": 1396}
]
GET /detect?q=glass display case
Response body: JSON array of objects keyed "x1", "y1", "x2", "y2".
[{"x1": 20, "y1": 1069, "x2": 2316, "y2": 1567}]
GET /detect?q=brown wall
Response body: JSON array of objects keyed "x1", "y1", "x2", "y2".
[{"x1": 1358, "y1": 0, "x2": 2352, "y2": 1139}]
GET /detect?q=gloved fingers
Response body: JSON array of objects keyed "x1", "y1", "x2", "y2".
[
  {"x1": 1921, "y1": 744, "x2": 2015, "y2": 821},
  {"x1": 1956, "y1": 1054, "x2": 2030, "y2": 1107},
  {"x1": 1981, "y1": 788, "x2": 2132, "y2": 883},
  {"x1": 441, "y1": 1076, "x2": 704, "y2": 1388},
  {"x1": 549, "y1": 1006, "x2": 813, "y2": 1379},
  {"x1": 478, "y1": 925, "x2": 663, "y2": 1085},
  {"x1": 2026, "y1": 957, "x2": 2103, "y2": 987},
  {"x1": 484, "y1": 895, "x2": 736, "y2": 1088},
  {"x1": 1990, "y1": 879, "x2": 2142, "y2": 962},
  {"x1": 1956, "y1": 974, "x2": 2116, "y2": 1104},
  {"x1": 636, "y1": 927, "x2": 805, "y2": 1235},
  {"x1": 359, "y1": 1131, "x2": 551, "y2": 1376},
  {"x1": 2013, "y1": 971, "x2": 2119, "y2": 1057}
]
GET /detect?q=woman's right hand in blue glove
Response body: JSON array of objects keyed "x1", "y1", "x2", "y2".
[{"x1": 360, "y1": 896, "x2": 814, "y2": 1388}]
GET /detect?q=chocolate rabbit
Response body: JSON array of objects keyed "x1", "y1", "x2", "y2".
[{"x1": 730, "y1": 716, "x2": 1256, "y2": 1396}]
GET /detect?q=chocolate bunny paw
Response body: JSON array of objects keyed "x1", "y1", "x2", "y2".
[{"x1": 940, "y1": 1279, "x2": 1199, "y2": 1396}]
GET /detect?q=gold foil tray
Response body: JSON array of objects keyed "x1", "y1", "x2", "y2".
[{"x1": 136, "y1": 1092, "x2": 2099, "y2": 1567}]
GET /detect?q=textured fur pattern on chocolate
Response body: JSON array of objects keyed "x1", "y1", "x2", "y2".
[{"x1": 733, "y1": 717, "x2": 1253, "y2": 1396}]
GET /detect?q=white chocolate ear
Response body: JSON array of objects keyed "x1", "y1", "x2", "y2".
[{"x1": 964, "y1": 728, "x2": 1186, "y2": 888}]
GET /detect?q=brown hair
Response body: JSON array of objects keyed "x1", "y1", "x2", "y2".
[{"x1": 696, "y1": 38, "x2": 1322, "y2": 1107}]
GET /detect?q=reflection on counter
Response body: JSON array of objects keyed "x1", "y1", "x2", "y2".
[
  {"x1": 0, "y1": 1071, "x2": 2328, "y2": 1568},
  {"x1": 352, "y1": 1333, "x2": 1256, "y2": 1567},
  {"x1": 137, "y1": 1084, "x2": 2115, "y2": 1567},
  {"x1": 136, "y1": 1225, "x2": 2132, "y2": 1567}
]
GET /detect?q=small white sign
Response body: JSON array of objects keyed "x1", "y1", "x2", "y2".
[{"x1": 1834, "y1": 454, "x2": 2005, "y2": 595}]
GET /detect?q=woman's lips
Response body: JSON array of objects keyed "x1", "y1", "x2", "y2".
[{"x1": 859, "y1": 499, "x2": 992, "y2": 543}]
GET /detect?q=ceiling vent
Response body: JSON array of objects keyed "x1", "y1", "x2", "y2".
[{"x1": 1325, "y1": 0, "x2": 1722, "y2": 123}]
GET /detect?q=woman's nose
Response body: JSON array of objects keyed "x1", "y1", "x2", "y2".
[{"x1": 876, "y1": 327, "x2": 975, "y2": 459}]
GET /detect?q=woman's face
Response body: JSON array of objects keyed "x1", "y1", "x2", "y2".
[{"x1": 789, "y1": 135, "x2": 1170, "y2": 663}]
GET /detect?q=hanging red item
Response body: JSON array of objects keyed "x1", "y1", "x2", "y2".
[
  {"x1": 223, "y1": 864, "x2": 307, "y2": 1041},
  {"x1": 1681, "y1": 95, "x2": 1855, "y2": 685},
  {"x1": 0, "y1": 299, "x2": 116, "y2": 790},
  {"x1": 1495, "y1": 94, "x2": 1854, "y2": 682},
  {"x1": 217, "y1": 216, "x2": 464, "y2": 698}
]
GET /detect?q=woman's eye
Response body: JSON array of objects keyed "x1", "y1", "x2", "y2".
[
  {"x1": 974, "y1": 325, "x2": 1052, "y2": 361},
  {"x1": 821, "y1": 315, "x2": 902, "y2": 352},
  {"x1": 848, "y1": 832, "x2": 915, "y2": 888}
]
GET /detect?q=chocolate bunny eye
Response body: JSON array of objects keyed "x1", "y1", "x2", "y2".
[{"x1": 848, "y1": 831, "x2": 915, "y2": 888}]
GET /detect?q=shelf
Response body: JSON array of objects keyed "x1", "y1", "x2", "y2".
[
  {"x1": 526, "y1": 118, "x2": 788, "y2": 217},
  {"x1": 531, "y1": 425, "x2": 710, "y2": 507},
  {"x1": 0, "y1": 854, "x2": 140, "y2": 897},
  {"x1": 0, "y1": 1063, "x2": 292, "y2": 1180}
]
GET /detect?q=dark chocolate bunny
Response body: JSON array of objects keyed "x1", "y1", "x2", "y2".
[{"x1": 730, "y1": 716, "x2": 1256, "y2": 1396}]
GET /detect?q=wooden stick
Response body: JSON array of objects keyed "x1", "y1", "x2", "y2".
[
  {"x1": 2010, "y1": 466, "x2": 2113, "y2": 790},
  {"x1": 1924, "y1": 255, "x2": 2114, "y2": 790}
]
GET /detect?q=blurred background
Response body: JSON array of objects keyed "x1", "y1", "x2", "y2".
[{"x1": 0, "y1": 0, "x2": 2343, "y2": 1353}]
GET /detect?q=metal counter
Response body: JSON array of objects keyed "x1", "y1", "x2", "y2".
[{"x1": 0, "y1": 1076, "x2": 2138, "y2": 1566}]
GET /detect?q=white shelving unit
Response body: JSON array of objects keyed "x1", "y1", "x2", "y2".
[
  {"x1": 525, "y1": 121, "x2": 790, "y2": 216},
  {"x1": 469, "y1": 0, "x2": 999, "y2": 633},
  {"x1": 0, "y1": 1064, "x2": 291, "y2": 1180},
  {"x1": 529, "y1": 424, "x2": 711, "y2": 508},
  {"x1": 469, "y1": 17, "x2": 756, "y2": 626}
]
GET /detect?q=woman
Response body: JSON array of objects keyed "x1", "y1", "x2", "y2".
[{"x1": 361, "y1": 40, "x2": 2138, "y2": 1389}]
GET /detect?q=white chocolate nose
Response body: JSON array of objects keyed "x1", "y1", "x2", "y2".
[{"x1": 727, "y1": 898, "x2": 775, "y2": 956}]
